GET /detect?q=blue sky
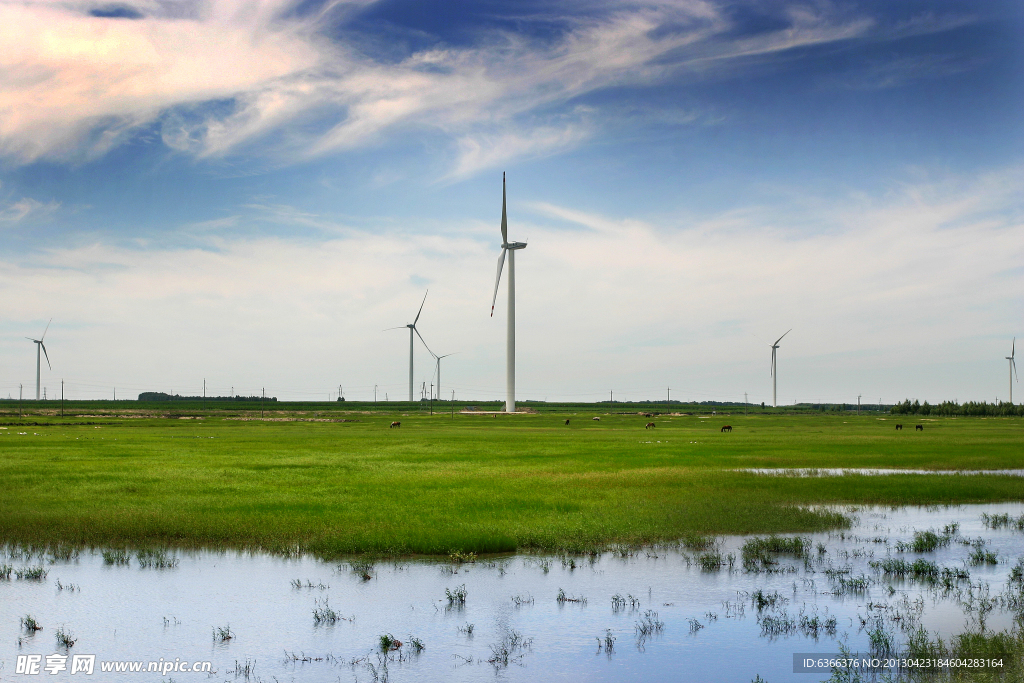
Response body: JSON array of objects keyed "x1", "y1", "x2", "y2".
[{"x1": 0, "y1": 0, "x2": 1021, "y2": 404}]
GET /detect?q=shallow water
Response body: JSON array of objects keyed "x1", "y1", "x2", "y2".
[
  {"x1": 3, "y1": 503, "x2": 1024, "y2": 683},
  {"x1": 740, "y1": 468, "x2": 1024, "y2": 477}
]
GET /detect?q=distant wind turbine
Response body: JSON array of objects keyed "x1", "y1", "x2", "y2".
[
  {"x1": 490, "y1": 173, "x2": 527, "y2": 413},
  {"x1": 385, "y1": 291, "x2": 433, "y2": 401},
  {"x1": 769, "y1": 329, "x2": 791, "y2": 408},
  {"x1": 26, "y1": 319, "x2": 52, "y2": 400},
  {"x1": 429, "y1": 351, "x2": 456, "y2": 400},
  {"x1": 1007, "y1": 338, "x2": 1018, "y2": 404}
]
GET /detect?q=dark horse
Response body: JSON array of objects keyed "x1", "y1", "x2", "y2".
[
  {"x1": 916, "y1": 424, "x2": 924, "y2": 431},
  {"x1": 564, "y1": 419, "x2": 570, "y2": 426},
  {"x1": 895, "y1": 424, "x2": 903, "y2": 430},
  {"x1": 721, "y1": 425, "x2": 732, "y2": 432}
]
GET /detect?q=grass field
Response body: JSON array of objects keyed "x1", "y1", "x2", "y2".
[{"x1": 1, "y1": 406, "x2": 1022, "y2": 557}]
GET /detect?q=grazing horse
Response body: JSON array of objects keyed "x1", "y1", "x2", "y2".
[
  {"x1": 895, "y1": 424, "x2": 903, "y2": 431},
  {"x1": 390, "y1": 421, "x2": 401, "y2": 429},
  {"x1": 645, "y1": 422, "x2": 656, "y2": 430},
  {"x1": 592, "y1": 417, "x2": 601, "y2": 421},
  {"x1": 642, "y1": 412, "x2": 653, "y2": 418},
  {"x1": 916, "y1": 424, "x2": 924, "y2": 431},
  {"x1": 721, "y1": 425, "x2": 732, "y2": 432},
  {"x1": 564, "y1": 419, "x2": 570, "y2": 426}
]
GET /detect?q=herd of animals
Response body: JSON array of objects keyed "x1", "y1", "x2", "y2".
[{"x1": 389, "y1": 418, "x2": 926, "y2": 431}]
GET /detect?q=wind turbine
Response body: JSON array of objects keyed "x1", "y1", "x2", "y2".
[
  {"x1": 769, "y1": 329, "x2": 791, "y2": 408},
  {"x1": 429, "y1": 351, "x2": 456, "y2": 400},
  {"x1": 385, "y1": 291, "x2": 433, "y2": 401},
  {"x1": 1007, "y1": 338, "x2": 1018, "y2": 404},
  {"x1": 490, "y1": 173, "x2": 527, "y2": 413},
  {"x1": 26, "y1": 319, "x2": 52, "y2": 400}
]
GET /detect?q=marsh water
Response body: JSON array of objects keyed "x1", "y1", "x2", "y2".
[{"x1": 3, "y1": 503, "x2": 1024, "y2": 683}]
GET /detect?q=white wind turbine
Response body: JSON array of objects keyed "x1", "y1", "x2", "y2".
[
  {"x1": 429, "y1": 351, "x2": 456, "y2": 400},
  {"x1": 490, "y1": 173, "x2": 527, "y2": 413},
  {"x1": 26, "y1": 319, "x2": 52, "y2": 400},
  {"x1": 385, "y1": 291, "x2": 433, "y2": 401},
  {"x1": 1007, "y1": 338, "x2": 1018, "y2": 404},
  {"x1": 769, "y1": 329, "x2": 791, "y2": 408}
]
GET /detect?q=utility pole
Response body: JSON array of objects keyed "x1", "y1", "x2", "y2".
[
  {"x1": 374, "y1": 385, "x2": 378, "y2": 405},
  {"x1": 452, "y1": 390, "x2": 455, "y2": 419},
  {"x1": 610, "y1": 390, "x2": 613, "y2": 403},
  {"x1": 745, "y1": 392, "x2": 748, "y2": 415},
  {"x1": 261, "y1": 388, "x2": 265, "y2": 418},
  {"x1": 667, "y1": 387, "x2": 670, "y2": 404},
  {"x1": 19, "y1": 384, "x2": 23, "y2": 417},
  {"x1": 203, "y1": 379, "x2": 206, "y2": 412},
  {"x1": 114, "y1": 387, "x2": 116, "y2": 401},
  {"x1": 430, "y1": 384, "x2": 433, "y2": 415},
  {"x1": 857, "y1": 395, "x2": 861, "y2": 415},
  {"x1": 61, "y1": 380, "x2": 64, "y2": 417}
]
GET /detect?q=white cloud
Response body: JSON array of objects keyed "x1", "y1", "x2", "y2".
[
  {"x1": 0, "y1": 197, "x2": 60, "y2": 223},
  {"x1": 0, "y1": 0, "x2": 924, "y2": 173},
  {"x1": 0, "y1": 167, "x2": 1019, "y2": 403}
]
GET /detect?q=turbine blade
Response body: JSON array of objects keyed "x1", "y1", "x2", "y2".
[
  {"x1": 490, "y1": 248, "x2": 507, "y2": 317},
  {"x1": 382, "y1": 326, "x2": 406, "y2": 332},
  {"x1": 414, "y1": 327, "x2": 435, "y2": 358},
  {"x1": 501, "y1": 172, "x2": 508, "y2": 244},
  {"x1": 1014, "y1": 357, "x2": 1018, "y2": 382},
  {"x1": 41, "y1": 318, "x2": 51, "y2": 341},
  {"x1": 40, "y1": 343, "x2": 51, "y2": 370},
  {"x1": 774, "y1": 329, "x2": 792, "y2": 346},
  {"x1": 413, "y1": 289, "x2": 428, "y2": 326}
]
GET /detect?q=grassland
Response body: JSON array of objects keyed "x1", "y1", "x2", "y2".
[{"x1": 1, "y1": 405, "x2": 1022, "y2": 557}]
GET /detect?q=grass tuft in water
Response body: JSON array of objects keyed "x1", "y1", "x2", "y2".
[
  {"x1": 21, "y1": 615, "x2": 43, "y2": 631},
  {"x1": 896, "y1": 529, "x2": 953, "y2": 553},
  {"x1": 697, "y1": 551, "x2": 724, "y2": 571},
  {"x1": 556, "y1": 588, "x2": 586, "y2": 604},
  {"x1": 378, "y1": 633, "x2": 402, "y2": 652},
  {"x1": 348, "y1": 560, "x2": 374, "y2": 581},
  {"x1": 750, "y1": 589, "x2": 787, "y2": 611},
  {"x1": 635, "y1": 610, "x2": 664, "y2": 638},
  {"x1": 742, "y1": 536, "x2": 809, "y2": 571},
  {"x1": 968, "y1": 546, "x2": 998, "y2": 566},
  {"x1": 136, "y1": 549, "x2": 178, "y2": 569},
  {"x1": 55, "y1": 626, "x2": 76, "y2": 648},
  {"x1": 445, "y1": 584, "x2": 467, "y2": 607},
  {"x1": 0, "y1": 564, "x2": 11, "y2": 580},
  {"x1": 15, "y1": 566, "x2": 48, "y2": 580},
  {"x1": 102, "y1": 549, "x2": 130, "y2": 566},
  {"x1": 981, "y1": 513, "x2": 1024, "y2": 530},
  {"x1": 212, "y1": 624, "x2": 234, "y2": 642},
  {"x1": 488, "y1": 629, "x2": 532, "y2": 668},
  {"x1": 312, "y1": 598, "x2": 345, "y2": 625}
]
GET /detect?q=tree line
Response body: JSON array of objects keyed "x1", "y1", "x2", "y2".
[
  {"x1": 890, "y1": 399, "x2": 1024, "y2": 416},
  {"x1": 138, "y1": 392, "x2": 278, "y2": 402}
]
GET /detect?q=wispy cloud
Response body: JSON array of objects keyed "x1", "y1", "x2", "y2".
[
  {"x1": 0, "y1": 0, "x2": 966, "y2": 174},
  {"x1": 0, "y1": 196, "x2": 60, "y2": 223}
]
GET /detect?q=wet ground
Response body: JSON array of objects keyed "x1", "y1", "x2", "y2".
[{"x1": 3, "y1": 502, "x2": 1024, "y2": 683}]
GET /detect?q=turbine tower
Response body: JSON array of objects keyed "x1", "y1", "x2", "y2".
[
  {"x1": 1007, "y1": 338, "x2": 1018, "y2": 404},
  {"x1": 769, "y1": 329, "x2": 791, "y2": 408},
  {"x1": 26, "y1": 319, "x2": 52, "y2": 400},
  {"x1": 490, "y1": 173, "x2": 527, "y2": 413},
  {"x1": 385, "y1": 291, "x2": 433, "y2": 401}
]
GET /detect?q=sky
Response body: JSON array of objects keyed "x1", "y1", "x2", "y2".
[{"x1": 0, "y1": 0, "x2": 1021, "y2": 405}]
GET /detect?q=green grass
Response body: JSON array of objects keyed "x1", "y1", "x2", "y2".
[{"x1": 1, "y1": 410, "x2": 1022, "y2": 557}]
